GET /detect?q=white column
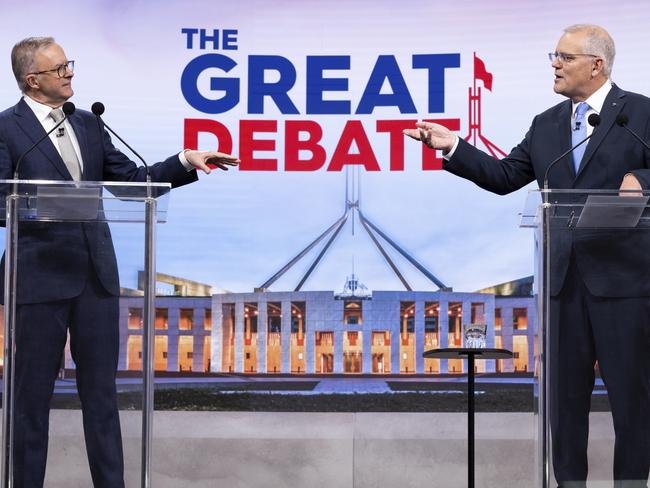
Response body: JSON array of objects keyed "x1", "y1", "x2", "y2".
[
  {"x1": 415, "y1": 299, "x2": 425, "y2": 374},
  {"x1": 212, "y1": 298, "x2": 223, "y2": 373},
  {"x1": 193, "y1": 308, "x2": 205, "y2": 372},
  {"x1": 257, "y1": 299, "x2": 268, "y2": 373},
  {"x1": 390, "y1": 324, "x2": 400, "y2": 374},
  {"x1": 502, "y1": 306, "x2": 514, "y2": 373},
  {"x1": 168, "y1": 307, "x2": 180, "y2": 372},
  {"x1": 484, "y1": 298, "x2": 496, "y2": 373},
  {"x1": 527, "y1": 303, "x2": 536, "y2": 373},
  {"x1": 362, "y1": 328, "x2": 372, "y2": 373},
  {"x1": 234, "y1": 301, "x2": 244, "y2": 373},
  {"x1": 281, "y1": 300, "x2": 291, "y2": 373},
  {"x1": 439, "y1": 298, "x2": 449, "y2": 373},
  {"x1": 305, "y1": 299, "x2": 315, "y2": 374},
  {"x1": 333, "y1": 329, "x2": 344, "y2": 373}
]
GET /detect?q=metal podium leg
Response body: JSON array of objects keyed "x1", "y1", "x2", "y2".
[
  {"x1": 468, "y1": 353, "x2": 475, "y2": 488},
  {"x1": 141, "y1": 198, "x2": 156, "y2": 488},
  {"x1": 538, "y1": 203, "x2": 551, "y2": 488},
  {"x1": 2, "y1": 195, "x2": 19, "y2": 488}
]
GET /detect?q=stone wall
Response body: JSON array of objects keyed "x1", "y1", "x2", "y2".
[{"x1": 40, "y1": 411, "x2": 617, "y2": 487}]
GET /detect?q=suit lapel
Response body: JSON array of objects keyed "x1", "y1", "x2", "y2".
[
  {"x1": 554, "y1": 100, "x2": 576, "y2": 182},
  {"x1": 13, "y1": 99, "x2": 72, "y2": 180},
  {"x1": 576, "y1": 86, "x2": 625, "y2": 178}
]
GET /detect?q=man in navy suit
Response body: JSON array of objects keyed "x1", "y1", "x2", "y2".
[
  {"x1": 0, "y1": 37, "x2": 239, "y2": 487},
  {"x1": 405, "y1": 25, "x2": 650, "y2": 487}
]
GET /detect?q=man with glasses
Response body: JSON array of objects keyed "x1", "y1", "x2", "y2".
[
  {"x1": 405, "y1": 24, "x2": 650, "y2": 488},
  {"x1": 0, "y1": 37, "x2": 239, "y2": 487}
]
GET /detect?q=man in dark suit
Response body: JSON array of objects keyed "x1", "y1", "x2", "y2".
[
  {"x1": 405, "y1": 24, "x2": 650, "y2": 487},
  {"x1": 0, "y1": 37, "x2": 239, "y2": 487}
]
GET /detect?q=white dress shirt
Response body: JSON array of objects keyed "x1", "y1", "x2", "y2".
[
  {"x1": 571, "y1": 79, "x2": 612, "y2": 137},
  {"x1": 23, "y1": 95, "x2": 84, "y2": 171}
]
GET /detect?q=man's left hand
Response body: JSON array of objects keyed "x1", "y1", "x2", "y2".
[
  {"x1": 619, "y1": 173, "x2": 643, "y2": 197},
  {"x1": 184, "y1": 150, "x2": 240, "y2": 174}
]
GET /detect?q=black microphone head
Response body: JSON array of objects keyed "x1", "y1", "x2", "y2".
[
  {"x1": 615, "y1": 113, "x2": 629, "y2": 127},
  {"x1": 91, "y1": 102, "x2": 105, "y2": 116},
  {"x1": 62, "y1": 101, "x2": 75, "y2": 116},
  {"x1": 587, "y1": 113, "x2": 601, "y2": 127}
]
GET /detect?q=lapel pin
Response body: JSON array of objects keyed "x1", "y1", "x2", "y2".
[{"x1": 612, "y1": 102, "x2": 617, "y2": 106}]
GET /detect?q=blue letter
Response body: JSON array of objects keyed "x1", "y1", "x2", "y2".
[
  {"x1": 412, "y1": 54, "x2": 460, "y2": 113},
  {"x1": 306, "y1": 56, "x2": 351, "y2": 114},
  {"x1": 199, "y1": 29, "x2": 220, "y2": 50},
  {"x1": 181, "y1": 54, "x2": 239, "y2": 114},
  {"x1": 248, "y1": 55, "x2": 299, "y2": 114},
  {"x1": 181, "y1": 28, "x2": 198, "y2": 49},
  {"x1": 223, "y1": 29, "x2": 238, "y2": 50},
  {"x1": 356, "y1": 55, "x2": 416, "y2": 114}
]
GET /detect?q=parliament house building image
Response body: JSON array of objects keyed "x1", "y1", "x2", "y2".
[
  {"x1": 115, "y1": 278, "x2": 536, "y2": 376},
  {"x1": 211, "y1": 290, "x2": 535, "y2": 375}
]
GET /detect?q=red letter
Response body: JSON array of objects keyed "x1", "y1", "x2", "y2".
[
  {"x1": 239, "y1": 120, "x2": 278, "y2": 171},
  {"x1": 285, "y1": 121, "x2": 326, "y2": 171},
  {"x1": 184, "y1": 118, "x2": 233, "y2": 154},
  {"x1": 377, "y1": 119, "x2": 417, "y2": 171},
  {"x1": 327, "y1": 121, "x2": 380, "y2": 172},
  {"x1": 421, "y1": 118, "x2": 460, "y2": 170}
]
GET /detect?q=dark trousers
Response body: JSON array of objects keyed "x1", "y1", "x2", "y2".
[
  {"x1": 551, "y1": 260, "x2": 650, "y2": 486},
  {"x1": 13, "y1": 270, "x2": 124, "y2": 488}
]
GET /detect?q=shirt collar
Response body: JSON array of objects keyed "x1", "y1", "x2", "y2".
[
  {"x1": 22, "y1": 95, "x2": 64, "y2": 124},
  {"x1": 571, "y1": 79, "x2": 612, "y2": 116}
]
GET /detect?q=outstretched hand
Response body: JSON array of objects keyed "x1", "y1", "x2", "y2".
[
  {"x1": 403, "y1": 121, "x2": 457, "y2": 154},
  {"x1": 184, "y1": 150, "x2": 240, "y2": 174}
]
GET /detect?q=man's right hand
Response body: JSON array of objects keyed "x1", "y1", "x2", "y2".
[{"x1": 403, "y1": 121, "x2": 458, "y2": 154}]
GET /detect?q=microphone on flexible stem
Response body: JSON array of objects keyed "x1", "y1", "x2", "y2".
[
  {"x1": 615, "y1": 113, "x2": 650, "y2": 151},
  {"x1": 542, "y1": 113, "x2": 601, "y2": 194},
  {"x1": 91, "y1": 102, "x2": 151, "y2": 182},
  {"x1": 13, "y1": 101, "x2": 76, "y2": 180}
]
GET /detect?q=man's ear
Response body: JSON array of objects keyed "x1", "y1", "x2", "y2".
[
  {"x1": 592, "y1": 58, "x2": 605, "y2": 77},
  {"x1": 24, "y1": 75, "x2": 38, "y2": 90}
]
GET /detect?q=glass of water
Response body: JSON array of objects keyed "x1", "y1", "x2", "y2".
[{"x1": 463, "y1": 323, "x2": 487, "y2": 348}]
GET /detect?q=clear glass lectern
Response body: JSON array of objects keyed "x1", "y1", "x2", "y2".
[
  {"x1": 521, "y1": 189, "x2": 650, "y2": 488},
  {"x1": 0, "y1": 180, "x2": 171, "y2": 488}
]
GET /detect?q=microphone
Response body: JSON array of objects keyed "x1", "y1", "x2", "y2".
[
  {"x1": 14, "y1": 101, "x2": 75, "y2": 179},
  {"x1": 543, "y1": 113, "x2": 601, "y2": 191},
  {"x1": 91, "y1": 101, "x2": 151, "y2": 181},
  {"x1": 615, "y1": 113, "x2": 650, "y2": 151}
]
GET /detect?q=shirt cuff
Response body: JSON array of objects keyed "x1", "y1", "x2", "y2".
[
  {"x1": 442, "y1": 136, "x2": 460, "y2": 161},
  {"x1": 179, "y1": 150, "x2": 195, "y2": 172}
]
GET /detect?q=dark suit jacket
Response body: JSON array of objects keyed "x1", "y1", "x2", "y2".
[
  {"x1": 0, "y1": 98, "x2": 198, "y2": 304},
  {"x1": 444, "y1": 84, "x2": 650, "y2": 297}
]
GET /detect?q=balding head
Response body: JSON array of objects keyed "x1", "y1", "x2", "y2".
[{"x1": 563, "y1": 24, "x2": 615, "y2": 77}]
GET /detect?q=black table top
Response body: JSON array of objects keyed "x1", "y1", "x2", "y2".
[{"x1": 422, "y1": 347, "x2": 513, "y2": 360}]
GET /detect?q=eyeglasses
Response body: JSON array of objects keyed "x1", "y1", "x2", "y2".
[
  {"x1": 548, "y1": 52, "x2": 597, "y2": 63},
  {"x1": 29, "y1": 60, "x2": 75, "y2": 78}
]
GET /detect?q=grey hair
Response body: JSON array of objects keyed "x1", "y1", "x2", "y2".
[
  {"x1": 563, "y1": 24, "x2": 615, "y2": 77},
  {"x1": 11, "y1": 36, "x2": 56, "y2": 92}
]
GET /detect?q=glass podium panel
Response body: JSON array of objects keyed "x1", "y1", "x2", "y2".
[
  {"x1": 0, "y1": 180, "x2": 170, "y2": 223},
  {"x1": 521, "y1": 189, "x2": 650, "y2": 488},
  {"x1": 0, "y1": 179, "x2": 169, "y2": 488}
]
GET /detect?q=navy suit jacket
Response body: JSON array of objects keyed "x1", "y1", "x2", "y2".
[
  {"x1": 444, "y1": 85, "x2": 650, "y2": 297},
  {"x1": 0, "y1": 98, "x2": 198, "y2": 304}
]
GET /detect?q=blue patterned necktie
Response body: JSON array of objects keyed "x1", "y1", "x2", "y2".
[{"x1": 571, "y1": 102, "x2": 590, "y2": 173}]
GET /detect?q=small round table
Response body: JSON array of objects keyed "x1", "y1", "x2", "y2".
[{"x1": 423, "y1": 348, "x2": 513, "y2": 488}]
